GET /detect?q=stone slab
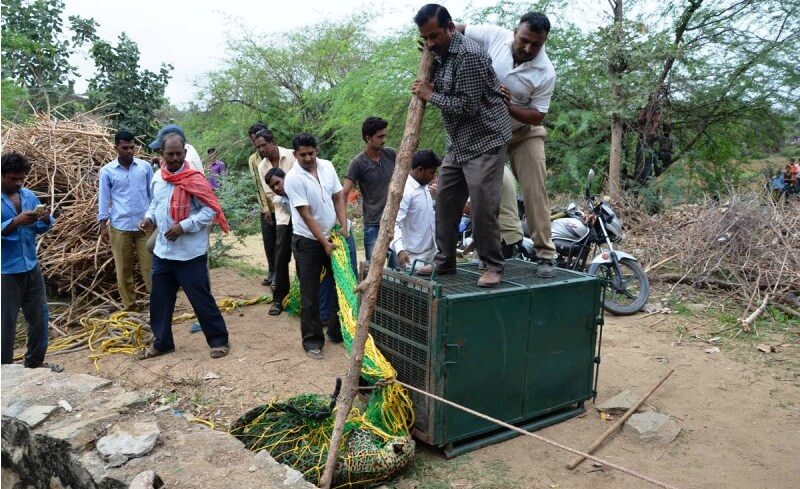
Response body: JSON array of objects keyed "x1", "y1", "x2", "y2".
[{"x1": 16, "y1": 405, "x2": 57, "y2": 428}]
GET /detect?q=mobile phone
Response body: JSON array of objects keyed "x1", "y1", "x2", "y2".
[{"x1": 34, "y1": 204, "x2": 46, "y2": 214}]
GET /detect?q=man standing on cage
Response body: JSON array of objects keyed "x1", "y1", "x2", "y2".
[
  {"x1": 1, "y1": 151, "x2": 62, "y2": 372},
  {"x1": 411, "y1": 4, "x2": 512, "y2": 288},
  {"x1": 98, "y1": 129, "x2": 154, "y2": 311},
  {"x1": 457, "y1": 12, "x2": 558, "y2": 277},
  {"x1": 283, "y1": 133, "x2": 348, "y2": 360}
]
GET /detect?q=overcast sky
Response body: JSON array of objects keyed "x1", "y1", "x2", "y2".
[{"x1": 62, "y1": 0, "x2": 522, "y2": 108}]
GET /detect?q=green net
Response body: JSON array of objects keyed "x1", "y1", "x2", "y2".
[{"x1": 233, "y1": 233, "x2": 415, "y2": 487}]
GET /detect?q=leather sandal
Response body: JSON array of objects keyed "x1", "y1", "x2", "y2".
[
  {"x1": 210, "y1": 345, "x2": 229, "y2": 359},
  {"x1": 27, "y1": 362, "x2": 64, "y2": 373},
  {"x1": 269, "y1": 303, "x2": 283, "y2": 316},
  {"x1": 136, "y1": 345, "x2": 174, "y2": 360}
]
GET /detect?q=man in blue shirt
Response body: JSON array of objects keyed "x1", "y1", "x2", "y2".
[
  {"x1": 1, "y1": 152, "x2": 62, "y2": 372},
  {"x1": 98, "y1": 129, "x2": 154, "y2": 311},
  {"x1": 137, "y1": 134, "x2": 230, "y2": 360}
]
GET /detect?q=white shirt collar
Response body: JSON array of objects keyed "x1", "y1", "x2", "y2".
[{"x1": 507, "y1": 42, "x2": 549, "y2": 71}]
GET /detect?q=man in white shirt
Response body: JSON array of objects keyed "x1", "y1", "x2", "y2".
[
  {"x1": 283, "y1": 133, "x2": 349, "y2": 360},
  {"x1": 255, "y1": 130, "x2": 296, "y2": 314},
  {"x1": 148, "y1": 124, "x2": 204, "y2": 176},
  {"x1": 458, "y1": 12, "x2": 558, "y2": 277},
  {"x1": 392, "y1": 150, "x2": 440, "y2": 270},
  {"x1": 264, "y1": 167, "x2": 293, "y2": 316}
]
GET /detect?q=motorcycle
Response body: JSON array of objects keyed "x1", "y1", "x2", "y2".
[{"x1": 519, "y1": 169, "x2": 650, "y2": 315}]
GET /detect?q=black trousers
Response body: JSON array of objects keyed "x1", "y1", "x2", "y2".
[
  {"x1": 273, "y1": 223, "x2": 293, "y2": 304},
  {"x1": 150, "y1": 254, "x2": 228, "y2": 352},
  {"x1": 292, "y1": 235, "x2": 342, "y2": 351},
  {"x1": 1, "y1": 266, "x2": 49, "y2": 366},
  {"x1": 260, "y1": 213, "x2": 276, "y2": 278}
]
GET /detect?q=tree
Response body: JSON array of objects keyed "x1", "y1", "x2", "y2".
[
  {"x1": 86, "y1": 33, "x2": 172, "y2": 139},
  {"x1": 1, "y1": 0, "x2": 95, "y2": 112}
]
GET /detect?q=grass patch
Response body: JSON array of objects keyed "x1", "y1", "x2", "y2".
[
  {"x1": 216, "y1": 257, "x2": 265, "y2": 278},
  {"x1": 389, "y1": 447, "x2": 519, "y2": 489}
]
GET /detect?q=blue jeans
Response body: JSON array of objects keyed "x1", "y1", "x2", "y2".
[
  {"x1": 363, "y1": 223, "x2": 394, "y2": 268},
  {"x1": 150, "y1": 254, "x2": 228, "y2": 352},
  {"x1": 363, "y1": 224, "x2": 379, "y2": 262}
]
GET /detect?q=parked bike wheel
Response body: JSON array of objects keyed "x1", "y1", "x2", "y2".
[{"x1": 588, "y1": 257, "x2": 649, "y2": 315}]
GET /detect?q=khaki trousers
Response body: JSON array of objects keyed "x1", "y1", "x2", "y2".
[
  {"x1": 508, "y1": 125, "x2": 557, "y2": 260},
  {"x1": 109, "y1": 227, "x2": 153, "y2": 310}
]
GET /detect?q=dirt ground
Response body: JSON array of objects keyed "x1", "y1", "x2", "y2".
[{"x1": 52, "y1": 239, "x2": 800, "y2": 489}]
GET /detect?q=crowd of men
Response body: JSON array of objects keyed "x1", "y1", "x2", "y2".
[{"x1": 2, "y1": 4, "x2": 558, "y2": 367}]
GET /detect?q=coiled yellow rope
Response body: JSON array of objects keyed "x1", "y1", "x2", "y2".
[{"x1": 13, "y1": 295, "x2": 270, "y2": 370}]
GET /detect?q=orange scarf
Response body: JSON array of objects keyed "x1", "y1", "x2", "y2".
[{"x1": 161, "y1": 161, "x2": 230, "y2": 233}]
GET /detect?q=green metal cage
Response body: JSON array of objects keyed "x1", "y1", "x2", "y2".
[{"x1": 369, "y1": 259, "x2": 603, "y2": 457}]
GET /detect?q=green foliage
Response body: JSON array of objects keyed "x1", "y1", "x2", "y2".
[
  {"x1": 176, "y1": 0, "x2": 798, "y2": 201},
  {"x1": 207, "y1": 169, "x2": 260, "y2": 267},
  {"x1": 1, "y1": 0, "x2": 95, "y2": 111},
  {"x1": 86, "y1": 33, "x2": 172, "y2": 139},
  {"x1": 321, "y1": 29, "x2": 446, "y2": 172},
  {"x1": 1, "y1": 0, "x2": 170, "y2": 138},
  {"x1": 1, "y1": 78, "x2": 31, "y2": 122}
]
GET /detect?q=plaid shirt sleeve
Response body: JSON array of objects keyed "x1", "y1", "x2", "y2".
[
  {"x1": 430, "y1": 51, "x2": 490, "y2": 119},
  {"x1": 428, "y1": 33, "x2": 512, "y2": 164}
]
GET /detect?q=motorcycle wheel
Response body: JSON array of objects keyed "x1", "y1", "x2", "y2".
[{"x1": 588, "y1": 257, "x2": 650, "y2": 315}]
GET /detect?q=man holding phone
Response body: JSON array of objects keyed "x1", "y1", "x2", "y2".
[{"x1": 1, "y1": 151, "x2": 61, "y2": 372}]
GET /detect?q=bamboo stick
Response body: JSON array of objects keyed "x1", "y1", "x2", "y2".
[
  {"x1": 317, "y1": 48, "x2": 434, "y2": 489},
  {"x1": 566, "y1": 369, "x2": 675, "y2": 470}
]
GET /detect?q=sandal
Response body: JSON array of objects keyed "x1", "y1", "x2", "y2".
[
  {"x1": 269, "y1": 303, "x2": 283, "y2": 316},
  {"x1": 26, "y1": 362, "x2": 64, "y2": 373},
  {"x1": 136, "y1": 345, "x2": 174, "y2": 360},
  {"x1": 210, "y1": 345, "x2": 229, "y2": 359}
]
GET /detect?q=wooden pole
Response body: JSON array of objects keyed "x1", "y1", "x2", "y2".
[
  {"x1": 317, "y1": 49, "x2": 435, "y2": 489},
  {"x1": 566, "y1": 368, "x2": 675, "y2": 470}
]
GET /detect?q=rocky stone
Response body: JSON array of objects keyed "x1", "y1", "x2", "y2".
[
  {"x1": 284, "y1": 466, "x2": 305, "y2": 485},
  {"x1": 2, "y1": 365, "x2": 316, "y2": 488},
  {"x1": 253, "y1": 449, "x2": 280, "y2": 468},
  {"x1": 3, "y1": 401, "x2": 28, "y2": 418},
  {"x1": 70, "y1": 374, "x2": 112, "y2": 392},
  {"x1": 595, "y1": 390, "x2": 639, "y2": 415},
  {"x1": 96, "y1": 421, "x2": 160, "y2": 464},
  {"x1": 16, "y1": 405, "x2": 57, "y2": 428},
  {"x1": 624, "y1": 412, "x2": 681, "y2": 445},
  {"x1": 129, "y1": 470, "x2": 164, "y2": 489},
  {"x1": 686, "y1": 303, "x2": 707, "y2": 313},
  {"x1": 643, "y1": 303, "x2": 660, "y2": 313},
  {"x1": 58, "y1": 399, "x2": 74, "y2": 412},
  {"x1": 103, "y1": 391, "x2": 147, "y2": 411},
  {"x1": 47, "y1": 412, "x2": 120, "y2": 445}
]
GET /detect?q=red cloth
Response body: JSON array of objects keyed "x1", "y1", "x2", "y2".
[{"x1": 161, "y1": 161, "x2": 230, "y2": 233}]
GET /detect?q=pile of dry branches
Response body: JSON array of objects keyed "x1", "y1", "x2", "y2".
[
  {"x1": 1, "y1": 114, "x2": 144, "y2": 331},
  {"x1": 620, "y1": 193, "x2": 800, "y2": 327}
]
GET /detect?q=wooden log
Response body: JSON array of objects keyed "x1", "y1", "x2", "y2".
[
  {"x1": 566, "y1": 369, "x2": 675, "y2": 470},
  {"x1": 317, "y1": 48, "x2": 434, "y2": 489}
]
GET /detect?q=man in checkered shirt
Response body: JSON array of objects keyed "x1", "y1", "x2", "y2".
[{"x1": 412, "y1": 3, "x2": 512, "y2": 288}]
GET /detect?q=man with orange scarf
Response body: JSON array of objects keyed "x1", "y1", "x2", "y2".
[{"x1": 138, "y1": 133, "x2": 231, "y2": 360}]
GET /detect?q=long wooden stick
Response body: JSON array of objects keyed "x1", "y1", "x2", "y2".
[
  {"x1": 566, "y1": 368, "x2": 675, "y2": 470},
  {"x1": 318, "y1": 49, "x2": 435, "y2": 489},
  {"x1": 398, "y1": 380, "x2": 680, "y2": 489}
]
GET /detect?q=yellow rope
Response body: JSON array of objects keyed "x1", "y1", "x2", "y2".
[
  {"x1": 328, "y1": 234, "x2": 415, "y2": 439},
  {"x1": 13, "y1": 295, "x2": 270, "y2": 370}
]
